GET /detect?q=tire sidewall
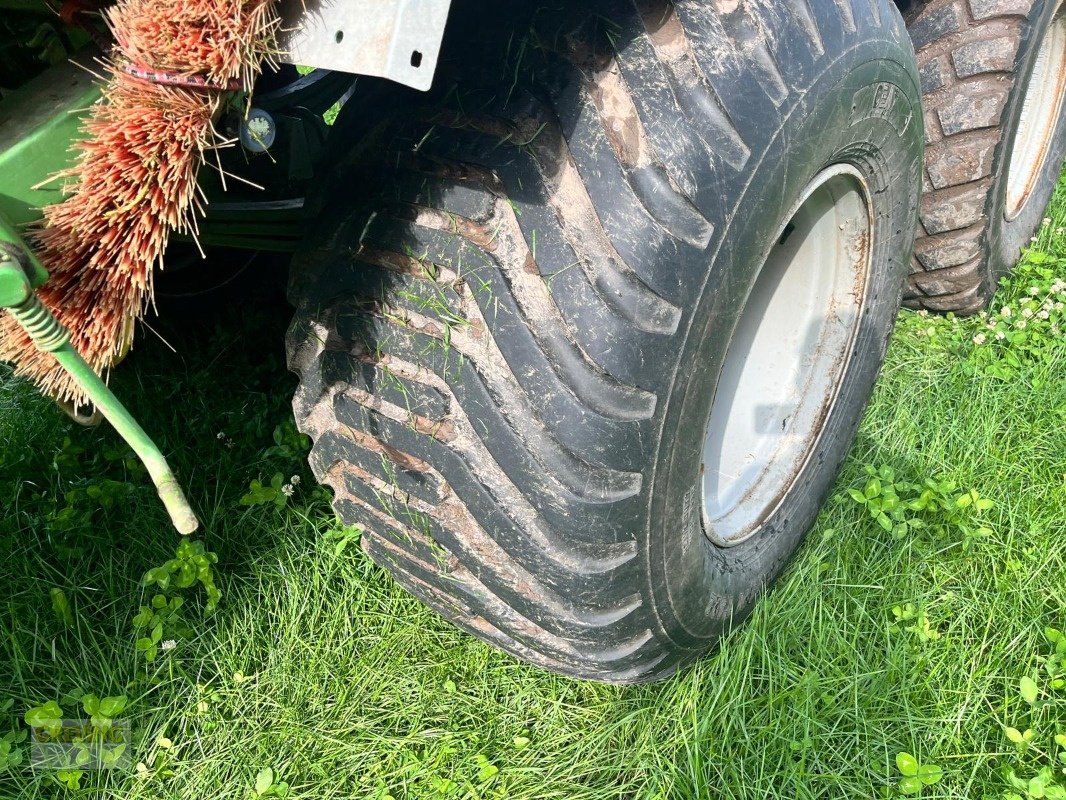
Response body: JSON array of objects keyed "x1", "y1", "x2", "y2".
[
  {"x1": 989, "y1": 0, "x2": 1066, "y2": 284},
  {"x1": 645, "y1": 53, "x2": 924, "y2": 652}
]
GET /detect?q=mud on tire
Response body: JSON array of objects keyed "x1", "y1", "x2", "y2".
[{"x1": 286, "y1": 0, "x2": 924, "y2": 682}]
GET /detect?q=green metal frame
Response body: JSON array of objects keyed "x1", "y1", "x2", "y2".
[{"x1": 0, "y1": 52, "x2": 101, "y2": 229}]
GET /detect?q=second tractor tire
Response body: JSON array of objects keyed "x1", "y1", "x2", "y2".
[
  {"x1": 906, "y1": 0, "x2": 1066, "y2": 312},
  {"x1": 287, "y1": 0, "x2": 924, "y2": 682}
]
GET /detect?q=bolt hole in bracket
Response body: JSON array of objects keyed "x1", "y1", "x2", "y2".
[{"x1": 279, "y1": 0, "x2": 453, "y2": 92}]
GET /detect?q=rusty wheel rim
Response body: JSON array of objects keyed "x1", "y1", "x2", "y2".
[
  {"x1": 1006, "y1": 4, "x2": 1066, "y2": 220},
  {"x1": 701, "y1": 165, "x2": 873, "y2": 547}
]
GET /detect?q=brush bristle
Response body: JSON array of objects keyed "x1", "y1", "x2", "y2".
[
  {"x1": 109, "y1": 0, "x2": 279, "y2": 88},
  {"x1": 0, "y1": 0, "x2": 277, "y2": 405}
]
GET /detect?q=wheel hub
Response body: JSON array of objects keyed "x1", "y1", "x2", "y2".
[{"x1": 702, "y1": 165, "x2": 873, "y2": 546}]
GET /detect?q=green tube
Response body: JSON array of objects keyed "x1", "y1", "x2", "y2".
[{"x1": 0, "y1": 251, "x2": 199, "y2": 534}]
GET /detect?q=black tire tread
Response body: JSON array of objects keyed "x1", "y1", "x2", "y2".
[
  {"x1": 905, "y1": 0, "x2": 1037, "y2": 312},
  {"x1": 287, "y1": 0, "x2": 902, "y2": 681}
]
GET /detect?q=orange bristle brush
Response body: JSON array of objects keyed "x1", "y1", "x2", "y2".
[{"x1": 0, "y1": 0, "x2": 279, "y2": 405}]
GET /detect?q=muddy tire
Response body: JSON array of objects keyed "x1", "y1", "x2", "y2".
[
  {"x1": 286, "y1": 0, "x2": 923, "y2": 682},
  {"x1": 905, "y1": 0, "x2": 1066, "y2": 313}
]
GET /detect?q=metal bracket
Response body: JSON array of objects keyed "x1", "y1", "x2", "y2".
[{"x1": 277, "y1": 0, "x2": 452, "y2": 92}]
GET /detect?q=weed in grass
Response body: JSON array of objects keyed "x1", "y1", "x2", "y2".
[
  {"x1": 241, "y1": 420, "x2": 316, "y2": 510},
  {"x1": 263, "y1": 421, "x2": 311, "y2": 463},
  {"x1": 49, "y1": 588, "x2": 73, "y2": 628},
  {"x1": 133, "y1": 594, "x2": 189, "y2": 663},
  {"x1": 894, "y1": 751, "x2": 944, "y2": 796},
  {"x1": 995, "y1": 628, "x2": 1066, "y2": 799},
  {"x1": 251, "y1": 766, "x2": 290, "y2": 798},
  {"x1": 0, "y1": 729, "x2": 27, "y2": 774},
  {"x1": 240, "y1": 473, "x2": 297, "y2": 509},
  {"x1": 142, "y1": 539, "x2": 221, "y2": 611},
  {"x1": 22, "y1": 694, "x2": 129, "y2": 790},
  {"x1": 845, "y1": 463, "x2": 995, "y2": 550},
  {"x1": 323, "y1": 524, "x2": 363, "y2": 558}
]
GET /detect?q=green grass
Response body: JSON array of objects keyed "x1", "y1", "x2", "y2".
[{"x1": 1, "y1": 179, "x2": 1066, "y2": 800}]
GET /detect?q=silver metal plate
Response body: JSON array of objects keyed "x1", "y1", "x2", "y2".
[{"x1": 278, "y1": 0, "x2": 453, "y2": 92}]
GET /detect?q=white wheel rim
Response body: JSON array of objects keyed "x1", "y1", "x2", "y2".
[
  {"x1": 702, "y1": 165, "x2": 872, "y2": 546},
  {"x1": 1006, "y1": 5, "x2": 1066, "y2": 220}
]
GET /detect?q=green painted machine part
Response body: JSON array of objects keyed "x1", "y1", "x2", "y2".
[
  {"x1": 0, "y1": 52, "x2": 101, "y2": 229},
  {"x1": 0, "y1": 52, "x2": 201, "y2": 532},
  {"x1": 0, "y1": 222, "x2": 199, "y2": 535},
  {"x1": 0, "y1": 36, "x2": 335, "y2": 535},
  {"x1": 0, "y1": 50, "x2": 312, "y2": 535}
]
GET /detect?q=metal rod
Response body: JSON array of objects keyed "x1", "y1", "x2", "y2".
[{"x1": 0, "y1": 249, "x2": 199, "y2": 534}]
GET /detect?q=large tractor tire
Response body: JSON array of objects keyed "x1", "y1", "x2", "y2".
[
  {"x1": 905, "y1": 0, "x2": 1066, "y2": 313},
  {"x1": 286, "y1": 0, "x2": 923, "y2": 682}
]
